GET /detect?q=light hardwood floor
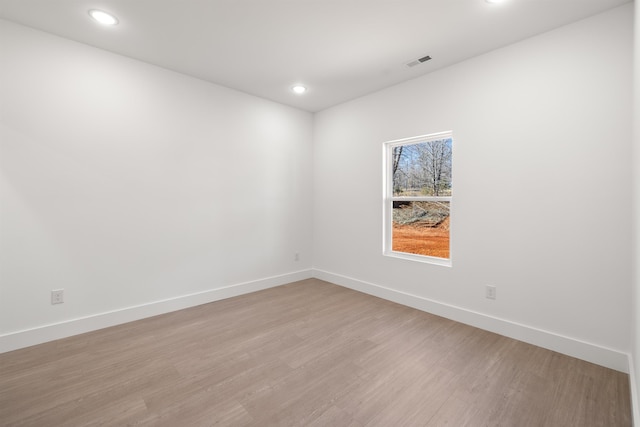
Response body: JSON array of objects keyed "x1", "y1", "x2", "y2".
[{"x1": 0, "y1": 279, "x2": 632, "y2": 426}]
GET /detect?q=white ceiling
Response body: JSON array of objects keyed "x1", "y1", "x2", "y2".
[{"x1": 0, "y1": 0, "x2": 631, "y2": 112}]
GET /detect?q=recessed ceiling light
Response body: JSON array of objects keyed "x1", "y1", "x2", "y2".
[
  {"x1": 89, "y1": 10, "x2": 118, "y2": 26},
  {"x1": 292, "y1": 85, "x2": 307, "y2": 94},
  {"x1": 485, "y1": 0, "x2": 506, "y2": 3}
]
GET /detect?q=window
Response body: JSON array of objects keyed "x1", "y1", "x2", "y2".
[{"x1": 383, "y1": 131, "x2": 452, "y2": 266}]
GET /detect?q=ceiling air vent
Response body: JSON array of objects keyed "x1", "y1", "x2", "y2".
[{"x1": 406, "y1": 55, "x2": 432, "y2": 68}]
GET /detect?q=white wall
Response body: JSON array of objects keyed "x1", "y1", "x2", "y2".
[
  {"x1": 632, "y1": 0, "x2": 640, "y2": 421},
  {"x1": 313, "y1": 5, "x2": 633, "y2": 371},
  {"x1": 0, "y1": 20, "x2": 313, "y2": 349}
]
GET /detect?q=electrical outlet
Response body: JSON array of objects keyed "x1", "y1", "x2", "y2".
[
  {"x1": 485, "y1": 285, "x2": 496, "y2": 300},
  {"x1": 51, "y1": 289, "x2": 64, "y2": 305},
  {"x1": 294, "y1": 252, "x2": 300, "y2": 262}
]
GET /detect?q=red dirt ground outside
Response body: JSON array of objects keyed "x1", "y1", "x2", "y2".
[{"x1": 392, "y1": 217, "x2": 450, "y2": 259}]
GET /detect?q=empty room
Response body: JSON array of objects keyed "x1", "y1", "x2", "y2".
[{"x1": 1, "y1": 0, "x2": 639, "y2": 425}]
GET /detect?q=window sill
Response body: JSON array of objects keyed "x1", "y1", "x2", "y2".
[{"x1": 383, "y1": 250, "x2": 452, "y2": 267}]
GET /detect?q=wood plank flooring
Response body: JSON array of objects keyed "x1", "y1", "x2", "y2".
[{"x1": 0, "y1": 279, "x2": 632, "y2": 426}]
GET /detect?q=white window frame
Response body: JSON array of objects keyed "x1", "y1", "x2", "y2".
[{"x1": 382, "y1": 131, "x2": 452, "y2": 267}]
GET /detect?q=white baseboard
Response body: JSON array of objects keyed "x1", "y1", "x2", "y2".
[
  {"x1": 2, "y1": 267, "x2": 629, "y2": 375},
  {"x1": 313, "y1": 268, "x2": 629, "y2": 373},
  {"x1": 0, "y1": 269, "x2": 313, "y2": 354}
]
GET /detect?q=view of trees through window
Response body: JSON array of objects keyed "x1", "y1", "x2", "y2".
[{"x1": 389, "y1": 137, "x2": 452, "y2": 260}]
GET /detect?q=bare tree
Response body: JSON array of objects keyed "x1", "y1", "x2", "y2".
[
  {"x1": 392, "y1": 145, "x2": 403, "y2": 177},
  {"x1": 392, "y1": 139, "x2": 451, "y2": 196},
  {"x1": 418, "y1": 140, "x2": 452, "y2": 196}
]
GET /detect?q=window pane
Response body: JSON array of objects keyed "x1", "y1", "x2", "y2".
[
  {"x1": 392, "y1": 139, "x2": 452, "y2": 197},
  {"x1": 392, "y1": 201, "x2": 450, "y2": 259}
]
